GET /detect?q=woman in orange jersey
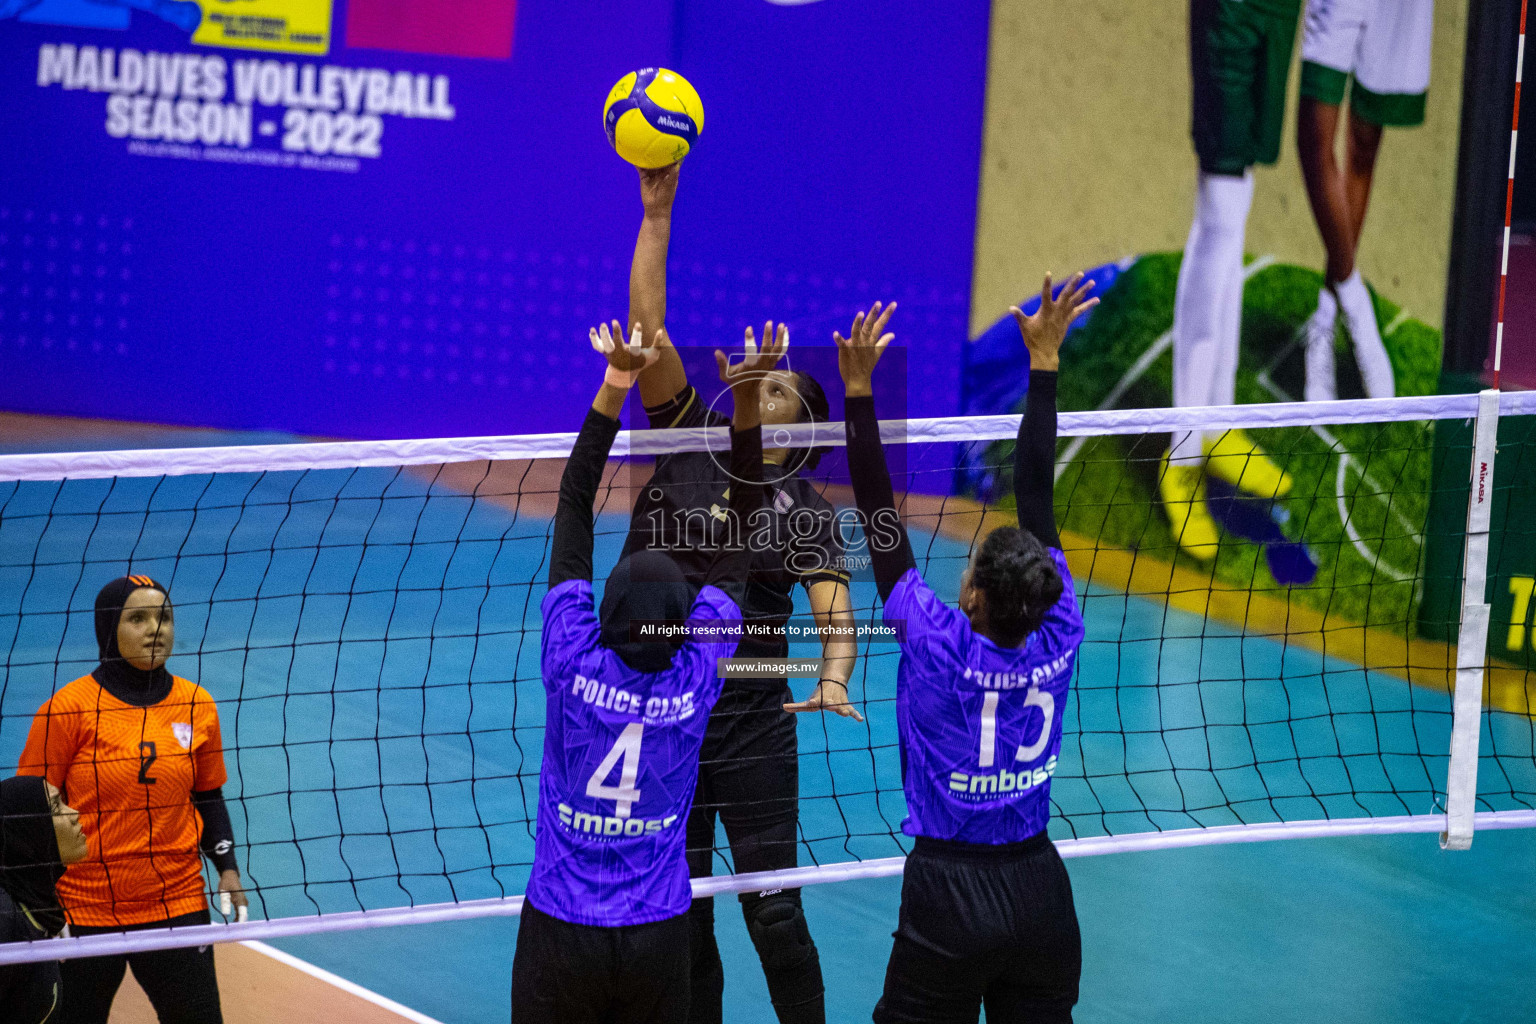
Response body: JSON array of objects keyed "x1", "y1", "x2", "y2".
[{"x1": 18, "y1": 575, "x2": 248, "y2": 1024}]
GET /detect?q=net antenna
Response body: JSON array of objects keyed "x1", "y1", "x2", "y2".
[{"x1": 1493, "y1": 0, "x2": 1528, "y2": 391}]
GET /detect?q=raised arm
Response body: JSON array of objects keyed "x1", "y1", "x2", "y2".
[
  {"x1": 548, "y1": 322, "x2": 661, "y2": 588},
  {"x1": 702, "y1": 324, "x2": 787, "y2": 602},
  {"x1": 630, "y1": 163, "x2": 689, "y2": 409},
  {"x1": 1008, "y1": 273, "x2": 1098, "y2": 551},
  {"x1": 837, "y1": 302, "x2": 915, "y2": 603}
]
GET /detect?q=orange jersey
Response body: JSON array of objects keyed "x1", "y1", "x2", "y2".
[{"x1": 17, "y1": 674, "x2": 228, "y2": 927}]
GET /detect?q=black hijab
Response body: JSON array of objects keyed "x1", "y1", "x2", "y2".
[
  {"x1": 0, "y1": 776, "x2": 66, "y2": 937},
  {"x1": 598, "y1": 550, "x2": 693, "y2": 673},
  {"x1": 92, "y1": 575, "x2": 173, "y2": 707}
]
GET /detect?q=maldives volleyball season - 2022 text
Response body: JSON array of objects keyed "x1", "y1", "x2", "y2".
[{"x1": 33, "y1": 43, "x2": 456, "y2": 161}]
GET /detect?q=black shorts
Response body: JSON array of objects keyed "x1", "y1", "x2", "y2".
[
  {"x1": 686, "y1": 682, "x2": 800, "y2": 881},
  {"x1": 1190, "y1": 0, "x2": 1303, "y2": 174},
  {"x1": 511, "y1": 902, "x2": 690, "y2": 1024},
  {"x1": 872, "y1": 833, "x2": 1081, "y2": 1024},
  {"x1": 58, "y1": 909, "x2": 222, "y2": 1024}
]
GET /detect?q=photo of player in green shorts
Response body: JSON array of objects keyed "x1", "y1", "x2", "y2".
[
  {"x1": 1297, "y1": 0, "x2": 1435, "y2": 402},
  {"x1": 1163, "y1": 0, "x2": 1302, "y2": 562}
]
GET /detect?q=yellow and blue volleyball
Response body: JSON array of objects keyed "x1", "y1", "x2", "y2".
[{"x1": 602, "y1": 68, "x2": 704, "y2": 169}]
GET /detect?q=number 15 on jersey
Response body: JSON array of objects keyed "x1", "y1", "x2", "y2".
[{"x1": 976, "y1": 688, "x2": 1055, "y2": 769}]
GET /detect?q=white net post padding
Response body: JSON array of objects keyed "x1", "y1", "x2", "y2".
[{"x1": 1442, "y1": 389, "x2": 1502, "y2": 849}]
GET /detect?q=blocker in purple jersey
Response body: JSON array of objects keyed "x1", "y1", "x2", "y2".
[
  {"x1": 886, "y1": 554, "x2": 1084, "y2": 845},
  {"x1": 527, "y1": 578, "x2": 740, "y2": 927}
]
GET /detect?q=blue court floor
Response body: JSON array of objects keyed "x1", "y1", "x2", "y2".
[{"x1": 1, "y1": 429, "x2": 1533, "y2": 1021}]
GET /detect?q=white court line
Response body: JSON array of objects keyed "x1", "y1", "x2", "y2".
[
  {"x1": 240, "y1": 941, "x2": 447, "y2": 1024},
  {"x1": 1380, "y1": 308, "x2": 1411, "y2": 338},
  {"x1": 1255, "y1": 371, "x2": 1420, "y2": 583},
  {"x1": 1053, "y1": 254, "x2": 1277, "y2": 482}
]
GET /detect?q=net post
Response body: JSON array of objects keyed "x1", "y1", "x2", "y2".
[{"x1": 1441, "y1": 388, "x2": 1501, "y2": 850}]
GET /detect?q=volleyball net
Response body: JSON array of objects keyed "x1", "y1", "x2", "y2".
[{"x1": 2, "y1": 390, "x2": 1535, "y2": 963}]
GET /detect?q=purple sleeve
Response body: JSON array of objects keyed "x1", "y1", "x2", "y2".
[
  {"x1": 540, "y1": 579, "x2": 601, "y2": 693},
  {"x1": 687, "y1": 583, "x2": 743, "y2": 649},
  {"x1": 1040, "y1": 549, "x2": 1084, "y2": 647},
  {"x1": 679, "y1": 583, "x2": 743, "y2": 697},
  {"x1": 883, "y1": 568, "x2": 965, "y2": 657}
]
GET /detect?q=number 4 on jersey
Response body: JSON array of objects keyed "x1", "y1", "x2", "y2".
[{"x1": 586, "y1": 723, "x2": 644, "y2": 818}]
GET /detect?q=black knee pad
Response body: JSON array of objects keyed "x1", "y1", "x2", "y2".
[{"x1": 742, "y1": 891, "x2": 815, "y2": 973}]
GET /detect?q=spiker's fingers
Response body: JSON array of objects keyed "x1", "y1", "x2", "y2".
[
  {"x1": 237, "y1": 905, "x2": 248, "y2": 923},
  {"x1": 744, "y1": 326, "x2": 758, "y2": 356},
  {"x1": 628, "y1": 323, "x2": 643, "y2": 353},
  {"x1": 220, "y1": 892, "x2": 232, "y2": 917},
  {"x1": 589, "y1": 327, "x2": 604, "y2": 354},
  {"x1": 598, "y1": 323, "x2": 617, "y2": 353}
]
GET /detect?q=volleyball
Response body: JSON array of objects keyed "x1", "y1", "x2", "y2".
[{"x1": 602, "y1": 67, "x2": 704, "y2": 169}]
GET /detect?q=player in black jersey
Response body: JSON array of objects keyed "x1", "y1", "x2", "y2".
[{"x1": 616, "y1": 162, "x2": 861, "y2": 1024}]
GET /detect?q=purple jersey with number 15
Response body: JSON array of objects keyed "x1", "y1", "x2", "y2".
[
  {"x1": 527, "y1": 578, "x2": 739, "y2": 927},
  {"x1": 885, "y1": 551, "x2": 1084, "y2": 844}
]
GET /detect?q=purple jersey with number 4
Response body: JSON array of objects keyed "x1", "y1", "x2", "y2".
[
  {"x1": 885, "y1": 552, "x2": 1084, "y2": 844},
  {"x1": 528, "y1": 578, "x2": 739, "y2": 926}
]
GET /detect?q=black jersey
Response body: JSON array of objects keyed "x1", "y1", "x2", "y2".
[{"x1": 626, "y1": 386, "x2": 848, "y2": 675}]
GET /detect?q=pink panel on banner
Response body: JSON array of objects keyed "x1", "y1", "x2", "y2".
[{"x1": 345, "y1": 0, "x2": 517, "y2": 60}]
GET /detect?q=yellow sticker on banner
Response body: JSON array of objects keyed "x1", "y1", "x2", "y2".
[{"x1": 191, "y1": 0, "x2": 332, "y2": 56}]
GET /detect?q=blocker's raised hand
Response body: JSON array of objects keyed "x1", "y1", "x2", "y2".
[
  {"x1": 590, "y1": 320, "x2": 664, "y2": 373},
  {"x1": 1010, "y1": 272, "x2": 1098, "y2": 373},
  {"x1": 835, "y1": 300, "x2": 896, "y2": 397},
  {"x1": 715, "y1": 321, "x2": 789, "y2": 384}
]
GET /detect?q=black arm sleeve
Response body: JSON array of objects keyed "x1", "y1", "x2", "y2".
[
  {"x1": 703, "y1": 423, "x2": 764, "y2": 607},
  {"x1": 192, "y1": 787, "x2": 238, "y2": 874},
  {"x1": 845, "y1": 395, "x2": 917, "y2": 602},
  {"x1": 1015, "y1": 370, "x2": 1061, "y2": 550},
  {"x1": 548, "y1": 407, "x2": 623, "y2": 589}
]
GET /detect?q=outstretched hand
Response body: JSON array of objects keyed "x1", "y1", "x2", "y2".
[
  {"x1": 639, "y1": 162, "x2": 681, "y2": 217},
  {"x1": 1010, "y1": 273, "x2": 1098, "y2": 372},
  {"x1": 716, "y1": 322, "x2": 788, "y2": 429},
  {"x1": 715, "y1": 321, "x2": 789, "y2": 383},
  {"x1": 834, "y1": 301, "x2": 896, "y2": 397},
  {"x1": 784, "y1": 679, "x2": 864, "y2": 722},
  {"x1": 590, "y1": 320, "x2": 664, "y2": 373}
]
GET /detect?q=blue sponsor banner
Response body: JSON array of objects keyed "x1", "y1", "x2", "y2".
[{"x1": 0, "y1": 0, "x2": 988, "y2": 441}]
